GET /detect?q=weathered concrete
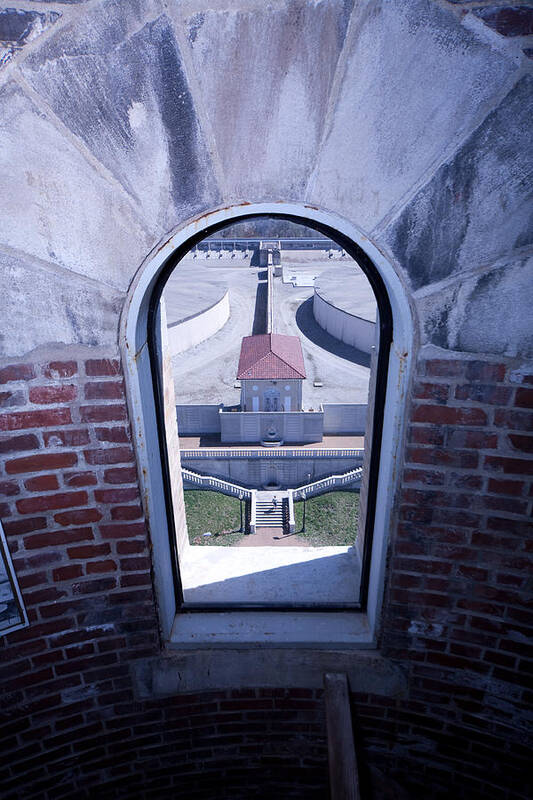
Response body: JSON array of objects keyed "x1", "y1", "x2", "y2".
[
  {"x1": 0, "y1": 81, "x2": 152, "y2": 292},
  {"x1": 220, "y1": 409, "x2": 324, "y2": 444},
  {"x1": 20, "y1": 0, "x2": 221, "y2": 231},
  {"x1": 385, "y1": 75, "x2": 533, "y2": 290},
  {"x1": 0, "y1": 249, "x2": 123, "y2": 357},
  {"x1": 417, "y1": 252, "x2": 533, "y2": 357},
  {"x1": 132, "y1": 648, "x2": 407, "y2": 695},
  {"x1": 177, "y1": 404, "x2": 221, "y2": 435},
  {"x1": 181, "y1": 0, "x2": 353, "y2": 199},
  {"x1": 307, "y1": 0, "x2": 520, "y2": 232},
  {"x1": 0, "y1": 8, "x2": 61, "y2": 70}
]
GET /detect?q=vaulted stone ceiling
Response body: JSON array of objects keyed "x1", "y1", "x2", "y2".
[{"x1": 0, "y1": 0, "x2": 531, "y2": 358}]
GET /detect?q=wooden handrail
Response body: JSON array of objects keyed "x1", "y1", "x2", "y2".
[{"x1": 324, "y1": 672, "x2": 360, "y2": 800}]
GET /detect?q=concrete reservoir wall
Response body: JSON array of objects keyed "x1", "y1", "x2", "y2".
[
  {"x1": 166, "y1": 290, "x2": 230, "y2": 356},
  {"x1": 313, "y1": 291, "x2": 376, "y2": 354},
  {"x1": 322, "y1": 404, "x2": 367, "y2": 435}
]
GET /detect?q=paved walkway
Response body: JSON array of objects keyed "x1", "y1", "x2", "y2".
[{"x1": 237, "y1": 527, "x2": 310, "y2": 547}]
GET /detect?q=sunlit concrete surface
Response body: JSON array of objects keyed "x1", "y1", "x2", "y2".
[
  {"x1": 314, "y1": 267, "x2": 377, "y2": 322},
  {"x1": 171, "y1": 263, "x2": 371, "y2": 407},
  {"x1": 163, "y1": 265, "x2": 228, "y2": 325},
  {"x1": 180, "y1": 546, "x2": 360, "y2": 605}
]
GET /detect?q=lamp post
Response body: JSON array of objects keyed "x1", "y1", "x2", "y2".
[
  {"x1": 301, "y1": 490, "x2": 306, "y2": 533},
  {"x1": 239, "y1": 492, "x2": 244, "y2": 533}
]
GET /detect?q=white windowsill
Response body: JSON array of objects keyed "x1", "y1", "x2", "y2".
[{"x1": 169, "y1": 609, "x2": 374, "y2": 648}]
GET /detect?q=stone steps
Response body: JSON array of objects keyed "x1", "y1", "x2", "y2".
[
  {"x1": 255, "y1": 505, "x2": 284, "y2": 527},
  {"x1": 255, "y1": 497, "x2": 284, "y2": 528}
]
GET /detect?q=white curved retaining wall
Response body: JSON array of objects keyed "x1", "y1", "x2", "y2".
[
  {"x1": 166, "y1": 290, "x2": 230, "y2": 356},
  {"x1": 313, "y1": 291, "x2": 376, "y2": 354}
]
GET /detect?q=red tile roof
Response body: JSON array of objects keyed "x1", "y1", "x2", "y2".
[{"x1": 237, "y1": 334, "x2": 306, "y2": 380}]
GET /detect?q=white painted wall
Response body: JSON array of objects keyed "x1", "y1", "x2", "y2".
[
  {"x1": 220, "y1": 409, "x2": 323, "y2": 444},
  {"x1": 322, "y1": 404, "x2": 368, "y2": 435},
  {"x1": 176, "y1": 404, "x2": 221, "y2": 435}
]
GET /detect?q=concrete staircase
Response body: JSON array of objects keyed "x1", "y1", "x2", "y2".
[{"x1": 255, "y1": 492, "x2": 286, "y2": 529}]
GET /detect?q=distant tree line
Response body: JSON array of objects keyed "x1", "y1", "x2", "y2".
[{"x1": 207, "y1": 218, "x2": 327, "y2": 240}]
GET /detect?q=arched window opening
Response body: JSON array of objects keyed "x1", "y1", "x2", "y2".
[
  {"x1": 121, "y1": 204, "x2": 411, "y2": 645},
  {"x1": 149, "y1": 214, "x2": 390, "y2": 611}
]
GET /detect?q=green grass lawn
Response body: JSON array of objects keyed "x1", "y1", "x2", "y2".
[
  {"x1": 184, "y1": 490, "x2": 245, "y2": 546},
  {"x1": 293, "y1": 490, "x2": 359, "y2": 546}
]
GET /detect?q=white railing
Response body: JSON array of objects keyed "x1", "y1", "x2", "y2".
[
  {"x1": 181, "y1": 467, "x2": 253, "y2": 501},
  {"x1": 292, "y1": 467, "x2": 363, "y2": 500},
  {"x1": 250, "y1": 492, "x2": 256, "y2": 534},
  {"x1": 182, "y1": 465, "x2": 362, "y2": 535},
  {"x1": 190, "y1": 238, "x2": 342, "y2": 251},
  {"x1": 287, "y1": 489, "x2": 296, "y2": 533},
  {"x1": 181, "y1": 448, "x2": 365, "y2": 459}
]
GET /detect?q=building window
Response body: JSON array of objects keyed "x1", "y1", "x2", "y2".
[{"x1": 121, "y1": 204, "x2": 412, "y2": 645}]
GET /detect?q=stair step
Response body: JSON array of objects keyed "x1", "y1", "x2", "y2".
[{"x1": 254, "y1": 493, "x2": 289, "y2": 530}]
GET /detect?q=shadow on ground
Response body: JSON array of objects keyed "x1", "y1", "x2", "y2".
[
  {"x1": 252, "y1": 274, "x2": 268, "y2": 335},
  {"x1": 182, "y1": 547, "x2": 360, "y2": 604},
  {"x1": 295, "y1": 297, "x2": 371, "y2": 368}
]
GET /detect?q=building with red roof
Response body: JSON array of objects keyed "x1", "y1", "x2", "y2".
[
  {"x1": 219, "y1": 333, "x2": 323, "y2": 444},
  {"x1": 237, "y1": 333, "x2": 306, "y2": 381},
  {"x1": 236, "y1": 333, "x2": 305, "y2": 415}
]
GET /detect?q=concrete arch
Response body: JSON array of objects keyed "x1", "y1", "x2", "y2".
[{"x1": 120, "y1": 201, "x2": 413, "y2": 644}]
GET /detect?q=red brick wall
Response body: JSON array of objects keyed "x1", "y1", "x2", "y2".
[
  {"x1": 1, "y1": 352, "x2": 531, "y2": 799},
  {"x1": 376, "y1": 356, "x2": 532, "y2": 799}
]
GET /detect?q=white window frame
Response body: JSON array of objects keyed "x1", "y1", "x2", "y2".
[
  {"x1": 120, "y1": 202, "x2": 413, "y2": 648},
  {"x1": 0, "y1": 520, "x2": 29, "y2": 635}
]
